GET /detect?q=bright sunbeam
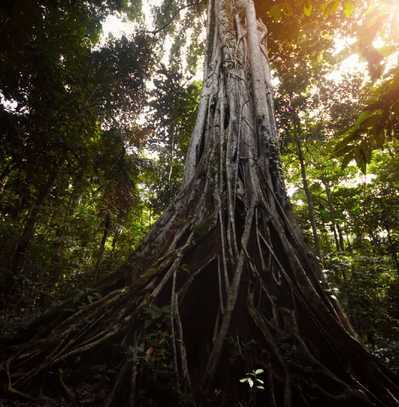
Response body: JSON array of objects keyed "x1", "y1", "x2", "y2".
[{"x1": 371, "y1": 0, "x2": 399, "y2": 42}]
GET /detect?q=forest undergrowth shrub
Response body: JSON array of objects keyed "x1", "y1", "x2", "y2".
[{"x1": 323, "y1": 253, "x2": 399, "y2": 372}]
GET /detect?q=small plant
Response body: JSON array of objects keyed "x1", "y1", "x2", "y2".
[{"x1": 239, "y1": 368, "x2": 265, "y2": 390}]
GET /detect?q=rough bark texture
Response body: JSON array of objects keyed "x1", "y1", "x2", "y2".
[{"x1": 1, "y1": 1, "x2": 399, "y2": 406}]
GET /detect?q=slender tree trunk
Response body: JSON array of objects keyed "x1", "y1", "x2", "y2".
[
  {"x1": 291, "y1": 112, "x2": 321, "y2": 257},
  {"x1": 323, "y1": 179, "x2": 345, "y2": 251},
  {"x1": 386, "y1": 227, "x2": 399, "y2": 276},
  {"x1": 2, "y1": 1, "x2": 399, "y2": 406},
  {"x1": 331, "y1": 223, "x2": 340, "y2": 251},
  {"x1": 337, "y1": 223, "x2": 345, "y2": 251},
  {"x1": 111, "y1": 228, "x2": 120, "y2": 254},
  {"x1": 94, "y1": 212, "x2": 112, "y2": 280},
  {"x1": 345, "y1": 229, "x2": 353, "y2": 251},
  {"x1": 10, "y1": 171, "x2": 57, "y2": 274}
]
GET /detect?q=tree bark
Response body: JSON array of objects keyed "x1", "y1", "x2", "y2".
[{"x1": 1, "y1": 1, "x2": 399, "y2": 406}]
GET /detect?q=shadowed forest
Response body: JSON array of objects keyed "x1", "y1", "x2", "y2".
[{"x1": 0, "y1": 0, "x2": 399, "y2": 406}]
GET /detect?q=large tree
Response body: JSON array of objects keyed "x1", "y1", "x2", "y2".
[{"x1": 1, "y1": 0, "x2": 399, "y2": 406}]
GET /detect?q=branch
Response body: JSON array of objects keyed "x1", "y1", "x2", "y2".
[{"x1": 142, "y1": 1, "x2": 204, "y2": 36}]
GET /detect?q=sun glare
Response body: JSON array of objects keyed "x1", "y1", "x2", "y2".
[
  {"x1": 375, "y1": 0, "x2": 399, "y2": 42},
  {"x1": 101, "y1": 0, "x2": 162, "y2": 42},
  {"x1": 100, "y1": 0, "x2": 398, "y2": 86}
]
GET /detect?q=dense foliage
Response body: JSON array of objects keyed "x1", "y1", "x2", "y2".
[{"x1": 0, "y1": 0, "x2": 155, "y2": 314}]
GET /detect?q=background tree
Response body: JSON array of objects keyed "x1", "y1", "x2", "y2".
[{"x1": 0, "y1": 0, "x2": 155, "y2": 310}]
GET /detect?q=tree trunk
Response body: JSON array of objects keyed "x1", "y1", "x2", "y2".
[
  {"x1": 386, "y1": 227, "x2": 399, "y2": 276},
  {"x1": 1, "y1": 1, "x2": 398, "y2": 406},
  {"x1": 94, "y1": 212, "x2": 112, "y2": 280},
  {"x1": 290, "y1": 115, "x2": 321, "y2": 257},
  {"x1": 10, "y1": 170, "x2": 57, "y2": 275},
  {"x1": 322, "y1": 179, "x2": 345, "y2": 251},
  {"x1": 344, "y1": 228, "x2": 353, "y2": 252},
  {"x1": 331, "y1": 223, "x2": 341, "y2": 251},
  {"x1": 336, "y1": 224, "x2": 345, "y2": 251}
]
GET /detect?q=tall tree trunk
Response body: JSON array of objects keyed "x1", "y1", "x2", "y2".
[
  {"x1": 322, "y1": 179, "x2": 345, "y2": 251},
  {"x1": 1, "y1": 1, "x2": 399, "y2": 406},
  {"x1": 386, "y1": 227, "x2": 399, "y2": 276},
  {"x1": 345, "y1": 228, "x2": 353, "y2": 251},
  {"x1": 10, "y1": 170, "x2": 57, "y2": 275},
  {"x1": 331, "y1": 223, "x2": 341, "y2": 251},
  {"x1": 290, "y1": 116, "x2": 321, "y2": 257},
  {"x1": 336, "y1": 223, "x2": 345, "y2": 251},
  {"x1": 94, "y1": 212, "x2": 112, "y2": 280}
]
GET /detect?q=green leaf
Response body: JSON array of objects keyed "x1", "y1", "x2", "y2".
[
  {"x1": 304, "y1": 2, "x2": 313, "y2": 17},
  {"x1": 270, "y1": 5, "x2": 283, "y2": 20},
  {"x1": 255, "y1": 369, "x2": 264, "y2": 375},
  {"x1": 240, "y1": 378, "x2": 248, "y2": 383},
  {"x1": 377, "y1": 45, "x2": 397, "y2": 58},
  {"x1": 248, "y1": 378, "x2": 254, "y2": 388},
  {"x1": 256, "y1": 385, "x2": 265, "y2": 390},
  {"x1": 334, "y1": 137, "x2": 356, "y2": 156},
  {"x1": 322, "y1": 0, "x2": 340, "y2": 16},
  {"x1": 341, "y1": 153, "x2": 354, "y2": 168},
  {"x1": 283, "y1": 4, "x2": 294, "y2": 16},
  {"x1": 357, "y1": 111, "x2": 373, "y2": 126},
  {"x1": 343, "y1": 0, "x2": 354, "y2": 18}
]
